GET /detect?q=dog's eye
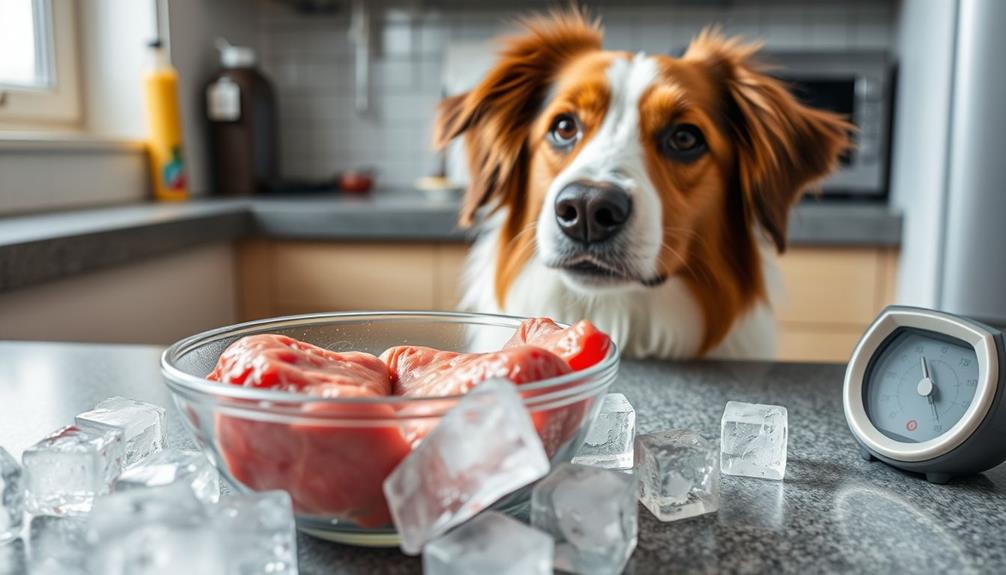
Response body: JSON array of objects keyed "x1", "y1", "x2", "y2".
[
  {"x1": 659, "y1": 124, "x2": 707, "y2": 160},
  {"x1": 548, "y1": 114, "x2": 580, "y2": 149}
]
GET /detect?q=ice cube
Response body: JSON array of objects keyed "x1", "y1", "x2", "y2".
[
  {"x1": 720, "y1": 401, "x2": 788, "y2": 480},
  {"x1": 0, "y1": 538, "x2": 27, "y2": 574},
  {"x1": 423, "y1": 511, "x2": 553, "y2": 575},
  {"x1": 113, "y1": 448, "x2": 220, "y2": 504},
  {"x1": 635, "y1": 430, "x2": 720, "y2": 522},
  {"x1": 23, "y1": 426, "x2": 124, "y2": 516},
  {"x1": 572, "y1": 393, "x2": 635, "y2": 469},
  {"x1": 28, "y1": 516, "x2": 90, "y2": 575},
  {"x1": 383, "y1": 378, "x2": 550, "y2": 555},
  {"x1": 530, "y1": 463, "x2": 638, "y2": 575},
  {"x1": 212, "y1": 490, "x2": 298, "y2": 575},
  {"x1": 87, "y1": 482, "x2": 228, "y2": 575},
  {"x1": 75, "y1": 397, "x2": 166, "y2": 467},
  {"x1": 1, "y1": 446, "x2": 25, "y2": 542}
]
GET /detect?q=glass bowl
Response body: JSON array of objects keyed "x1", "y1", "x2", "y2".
[{"x1": 161, "y1": 311, "x2": 619, "y2": 546}]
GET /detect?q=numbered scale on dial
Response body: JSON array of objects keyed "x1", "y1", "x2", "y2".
[{"x1": 844, "y1": 306, "x2": 1006, "y2": 484}]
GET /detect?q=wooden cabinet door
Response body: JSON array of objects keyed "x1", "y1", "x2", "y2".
[
  {"x1": 238, "y1": 241, "x2": 437, "y2": 318},
  {"x1": 775, "y1": 247, "x2": 899, "y2": 362},
  {"x1": 434, "y1": 244, "x2": 469, "y2": 310}
]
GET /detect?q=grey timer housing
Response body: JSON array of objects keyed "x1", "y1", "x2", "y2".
[{"x1": 844, "y1": 306, "x2": 1006, "y2": 484}]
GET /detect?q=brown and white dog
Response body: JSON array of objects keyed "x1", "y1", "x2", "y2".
[{"x1": 435, "y1": 11, "x2": 850, "y2": 359}]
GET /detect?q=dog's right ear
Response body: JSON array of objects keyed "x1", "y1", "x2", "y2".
[
  {"x1": 433, "y1": 9, "x2": 602, "y2": 227},
  {"x1": 683, "y1": 29, "x2": 851, "y2": 253}
]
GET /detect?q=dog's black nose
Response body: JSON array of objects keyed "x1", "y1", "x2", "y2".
[{"x1": 554, "y1": 181, "x2": 632, "y2": 244}]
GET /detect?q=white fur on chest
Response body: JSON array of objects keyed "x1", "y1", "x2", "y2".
[{"x1": 459, "y1": 219, "x2": 779, "y2": 360}]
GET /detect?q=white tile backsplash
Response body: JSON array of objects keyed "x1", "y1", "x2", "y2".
[{"x1": 259, "y1": 1, "x2": 895, "y2": 188}]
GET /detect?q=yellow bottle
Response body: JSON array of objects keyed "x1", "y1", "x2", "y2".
[{"x1": 144, "y1": 40, "x2": 188, "y2": 201}]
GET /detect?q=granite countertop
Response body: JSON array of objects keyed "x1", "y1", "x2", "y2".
[
  {"x1": 0, "y1": 191, "x2": 901, "y2": 292},
  {"x1": 0, "y1": 341, "x2": 1002, "y2": 574}
]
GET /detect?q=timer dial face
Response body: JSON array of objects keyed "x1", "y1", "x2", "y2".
[{"x1": 864, "y1": 329, "x2": 980, "y2": 443}]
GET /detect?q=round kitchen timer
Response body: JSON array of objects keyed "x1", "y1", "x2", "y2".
[{"x1": 844, "y1": 305, "x2": 1006, "y2": 484}]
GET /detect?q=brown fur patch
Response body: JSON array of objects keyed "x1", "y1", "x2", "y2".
[{"x1": 433, "y1": 9, "x2": 603, "y2": 226}]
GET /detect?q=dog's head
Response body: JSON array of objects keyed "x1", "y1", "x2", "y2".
[{"x1": 436, "y1": 10, "x2": 850, "y2": 349}]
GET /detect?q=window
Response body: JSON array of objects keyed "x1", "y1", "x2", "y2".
[{"x1": 0, "y1": 0, "x2": 80, "y2": 128}]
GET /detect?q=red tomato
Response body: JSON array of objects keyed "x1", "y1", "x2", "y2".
[{"x1": 504, "y1": 318, "x2": 612, "y2": 371}]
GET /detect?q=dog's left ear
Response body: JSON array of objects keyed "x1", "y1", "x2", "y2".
[
  {"x1": 434, "y1": 9, "x2": 602, "y2": 227},
  {"x1": 684, "y1": 29, "x2": 852, "y2": 253}
]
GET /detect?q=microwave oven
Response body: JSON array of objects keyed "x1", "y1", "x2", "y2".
[{"x1": 766, "y1": 51, "x2": 893, "y2": 199}]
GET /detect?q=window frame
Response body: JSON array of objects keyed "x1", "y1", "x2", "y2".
[{"x1": 0, "y1": 0, "x2": 81, "y2": 129}]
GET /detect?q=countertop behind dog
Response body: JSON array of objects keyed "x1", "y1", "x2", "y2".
[
  {"x1": 0, "y1": 189, "x2": 901, "y2": 293},
  {"x1": 0, "y1": 341, "x2": 1001, "y2": 574}
]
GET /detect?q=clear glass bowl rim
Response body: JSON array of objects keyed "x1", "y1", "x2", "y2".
[{"x1": 161, "y1": 310, "x2": 620, "y2": 406}]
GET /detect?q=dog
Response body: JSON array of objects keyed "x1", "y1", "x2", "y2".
[{"x1": 435, "y1": 10, "x2": 850, "y2": 360}]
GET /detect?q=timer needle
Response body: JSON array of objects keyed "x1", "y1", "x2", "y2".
[{"x1": 919, "y1": 356, "x2": 940, "y2": 426}]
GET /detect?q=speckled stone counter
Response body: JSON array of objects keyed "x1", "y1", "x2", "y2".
[
  {"x1": 0, "y1": 192, "x2": 901, "y2": 292},
  {"x1": 4, "y1": 342, "x2": 997, "y2": 574}
]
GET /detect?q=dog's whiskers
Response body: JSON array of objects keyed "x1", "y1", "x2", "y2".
[
  {"x1": 503, "y1": 222, "x2": 537, "y2": 247},
  {"x1": 662, "y1": 225, "x2": 709, "y2": 250},
  {"x1": 659, "y1": 240, "x2": 713, "y2": 286}
]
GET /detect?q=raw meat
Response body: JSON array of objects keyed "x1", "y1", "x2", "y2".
[
  {"x1": 216, "y1": 401, "x2": 411, "y2": 528},
  {"x1": 208, "y1": 334, "x2": 390, "y2": 397},
  {"x1": 382, "y1": 344, "x2": 571, "y2": 397},
  {"x1": 206, "y1": 316, "x2": 613, "y2": 528},
  {"x1": 382, "y1": 344, "x2": 578, "y2": 454},
  {"x1": 504, "y1": 318, "x2": 611, "y2": 371}
]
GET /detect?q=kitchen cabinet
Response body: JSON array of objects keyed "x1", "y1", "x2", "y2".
[
  {"x1": 238, "y1": 242, "x2": 467, "y2": 318},
  {"x1": 775, "y1": 247, "x2": 899, "y2": 362},
  {"x1": 237, "y1": 241, "x2": 898, "y2": 363}
]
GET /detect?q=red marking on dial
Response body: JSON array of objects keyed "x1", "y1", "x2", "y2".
[{"x1": 906, "y1": 419, "x2": 918, "y2": 432}]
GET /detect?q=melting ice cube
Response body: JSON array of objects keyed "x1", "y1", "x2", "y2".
[
  {"x1": 75, "y1": 396, "x2": 166, "y2": 467},
  {"x1": 423, "y1": 511, "x2": 553, "y2": 575},
  {"x1": 383, "y1": 379, "x2": 550, "y2": 555},
  {"x1": 572, "y1": 393, "x2": 635, "y2": 469},
  {"x1": 635, "y1": 430, "x2": 719, "y2": 521},
  {"x1": 1, "y1": 446, "x2": 24, "y2": 542},
  {"x1": 23, "y1": 426, "x2": 124, "y2": 516},
  {"x1": 720, "y1": 401, "x2": 788, "y2": 480},
  {"x1": 530, "y1": 463, "x2": 638, "y2": 575},
  {"x1": 212, "y1": 490, "x2": 298, "y2": 575},
  {"x1": 87, "y1": 482, "x2": 227, "y2": 574},
  {"x1": 28, "y1": 515, "x2": 90, "y2": 575},
  {"x1": 113, "y1": 449, "x2": 220, "y2": 504}
]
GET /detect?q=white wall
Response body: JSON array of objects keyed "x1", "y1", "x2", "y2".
[
  {"x1": 888, "y1": 0, "x2": 959, "y2": 307},
  {"x1": 0, "y1": 243, "x2": 237, "y2": 345},
  {"x1": 259, "y1": 1, "x2": 896, "y2": 187},
  {"x1": 0, "y1": 139, "x2": 148, "y2": 214},
  {"x1": 78, "y1": 0, "x2": 157, "y2": 140}
]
